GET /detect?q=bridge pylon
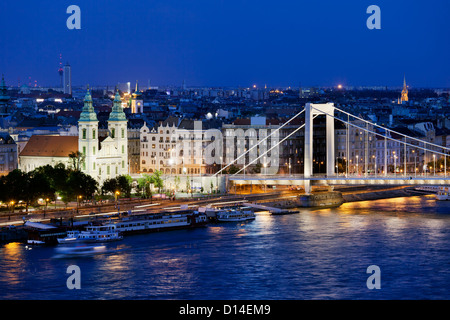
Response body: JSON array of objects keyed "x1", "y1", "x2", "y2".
[{"x1": 304, "y1": 103, "x2": 335, "y2": 193}]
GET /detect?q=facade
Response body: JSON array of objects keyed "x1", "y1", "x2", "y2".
[
  {"x1": 78, "y1": 88, "x2": 128, "y2": 182},
  {"x1": 140, "y1": 117, "x2": 221, "y2": 175},
  {"x1": 222, "y1": 117, "x2": 281, "y2": 175},
  {"x1": 140, "y1": 117, "x2": 179, "y2": 174},
  {"x1": 127, "y1": 126, "x2": 141, "y2": 174},
  {"x1": 19, "y1": 135, "x2": 78, "y2": 172},
  {"x1": 0, "y1": 133, "x2": 18, "y2": 175}
]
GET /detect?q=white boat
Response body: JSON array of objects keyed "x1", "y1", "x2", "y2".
[
  {"x1": 57, "y1": 224, "x2": 123, "y2": 244},
  {"x1": 54, "y1": 245, "x2": 107, "y2": 258},
  {"x1": 216, "y1": 209, "x2": 256, "y2": 222},
  {"x1": 112, "y1": 211, "x2": 208, "y2": 235},
  {"x1": 57, "y1": 230, "x2": 81, "y2": 244},
  {"x1": 436, "y1": 187, "x2": 450, "y2": 201}
]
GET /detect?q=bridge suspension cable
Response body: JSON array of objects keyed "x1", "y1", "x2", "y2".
[
  {"x1": 233, "y1": 114, "x2": 319, "y2": 176},
  {"x1": 309, "y1": 105, "x2": 448, "y2": 177},
  {"x1": 333, "y1": 106, "x2": 450, "y2": 153},
  {"x1": 213, "y1": 108, "x2": 305, "y2": 176},
  {"x1": 310, "y1": 105, "x2": 450, "y2": 158}
]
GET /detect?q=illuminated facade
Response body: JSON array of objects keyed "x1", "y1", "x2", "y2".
[
  {"x1": 399, "y1": 76, "x2": 408, "y2": 104},
  {"x1": 79, "y1": 88, "x2": 128, "y2": 182}
]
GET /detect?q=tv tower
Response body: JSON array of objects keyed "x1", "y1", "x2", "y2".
[{"x1": 58, "y1": 54, "x2": 63, "y2": 88}]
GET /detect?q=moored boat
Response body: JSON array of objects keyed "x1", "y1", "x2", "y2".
[
  {"x1": 57, "y1": 224, "x2": 123, "y2": 243},
  {"x1": 436, "y1": 187, "x2": 450, "y2": 201},
  {"x1": 111, "y1": 210, "x2": 208, "y2": 235},
  {"x1": 216, "y1": 209, "x2": 255, "y2": 222}
]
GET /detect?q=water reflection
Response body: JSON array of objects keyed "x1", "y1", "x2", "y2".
[
  {"x1": 0, "y1": 242, "x2": 25, "y2": 286},
  {"x1": 1, "y1": 196, "x2": 450, "y2": 299}
]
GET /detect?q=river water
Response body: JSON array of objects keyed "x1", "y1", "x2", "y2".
[{"x1": 0, "y1": 195, "x2": 449, "y2": 300}]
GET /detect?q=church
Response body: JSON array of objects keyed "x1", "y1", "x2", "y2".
[
  {"x1": 19, "y1": 88, "x2": 128, "y2": 183},
  {"x1": 398, "y1": 76, "x2": 409, "y2": 104}
]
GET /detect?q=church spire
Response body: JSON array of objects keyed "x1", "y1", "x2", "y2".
[
  {"x1": 400, "y1": 75, "x2": 408, "y2": 104},
  {"x1": 79, "y1": 86, "x2": 98, "y2": 122},
  {"x1": 108, "y1": 90, "x2": 127, "y2": 121}
]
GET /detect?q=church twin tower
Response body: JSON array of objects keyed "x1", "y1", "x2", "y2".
[{"x1": 78, "y1": 88, "x2": 128, "y2": 182}]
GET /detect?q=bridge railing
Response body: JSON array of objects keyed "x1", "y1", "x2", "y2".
[{"x1": 227, "y1": 173, "x2": 449, "y2": 180}]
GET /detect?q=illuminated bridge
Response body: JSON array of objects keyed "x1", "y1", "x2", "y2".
[{"x1": 214, "y1": 103, "x2": 450, "y2": 193}]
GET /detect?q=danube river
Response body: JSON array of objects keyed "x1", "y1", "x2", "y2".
[{"x1": 0, "y1": 195, "x2": 449, "y2": 300}]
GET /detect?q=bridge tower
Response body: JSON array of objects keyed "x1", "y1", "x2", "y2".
[{"x1": 304, "y1": 103, "x2": 335, "y2": 193}]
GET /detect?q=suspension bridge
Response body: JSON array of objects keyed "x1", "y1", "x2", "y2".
[{"x1": 214, "y1": 103, "x2": 450, "y2": 193}]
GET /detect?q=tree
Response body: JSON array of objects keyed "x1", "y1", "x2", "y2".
[
  {"x1": 101, "y1": 178, "x2": 119, "y2": 195},
  {"x1": 102, "y1": 175, "x2": 132, "y2": 198},
  {"x1": 225, "y1": 164, "x2": 240, "y2": 174},
  {"x1": 69, "y1": 151, "x2": 85, "y2": 171},
  {"x1": 0, "y1": 169, "x2": 54, "y2": 213},
  {"x1": 174, "y1": 176, "x2": 181, "y2": 191},
  {"x1": 251, "y1": 163, "x2": 262, "y2": 174},
  {"x1": 65, "y1": 170, "x2": 98, "y2": 202},
  {"x1": 152, "y1": 170, "x2": 164, "y2": 193},
  {"x1": 137, "y1": 174, "x2": 154, "y2": 198}
]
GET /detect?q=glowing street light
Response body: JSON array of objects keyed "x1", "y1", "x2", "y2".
[
  {"x1": 115, "y1": 190, "x2": 120, "y2": 214},
  {"x1": 77, "y1": 195, "x2": 82, "y2": 213}
]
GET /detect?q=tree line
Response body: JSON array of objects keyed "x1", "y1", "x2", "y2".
[
  {"x1": 0, "y1": 163, "x2": 169, "y2": 212},
  {"x1": 0, "y1": 164, "x2": 98, "y2": 212}
]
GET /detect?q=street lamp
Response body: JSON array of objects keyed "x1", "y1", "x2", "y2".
[
  {"x1": 394, "y1": 155, "x2": 398, "y2": 176},
  {"x1": 343, "y1": 157, "x2": 347, "y2": 177},
  {"x1": 372, "y1": 155, "x2": 376, "y2": 177},
  {"x1": 9, "y1": 200, "x2": 15, "y2": 220},
  {"x1": 115, "y1": 190, "x2": 120, "y2": 214},
  {"x1": 44, "y1": 198, "x2": 49, "y2": 218},
  {"x1": 77, "y1": 195, "x2": 82, "y2": 213}
]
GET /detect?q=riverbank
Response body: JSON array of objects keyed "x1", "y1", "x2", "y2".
[{"x1": 338, "y1": 186, "x2": 434, "y2": 202}]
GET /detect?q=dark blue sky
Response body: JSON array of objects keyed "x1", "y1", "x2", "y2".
[{"x1": 0, "y1": 0, "x2": 449, "y2": 88}]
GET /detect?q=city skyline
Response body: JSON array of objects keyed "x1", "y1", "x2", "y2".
[{"x1": 0, "y1": 0, "x2": 449, "y2": 88}]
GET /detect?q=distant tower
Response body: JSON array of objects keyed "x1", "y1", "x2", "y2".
[
  {"x1": 400, "y1": 75, "x2": 408, "y2": 104},
  {"x1": 58, "y1": 54, "x2": 63, "y2": 89},
  {"x1": 130, "y1": 81, "x2": 143, "y2": 113},
  {"x1": 64, "y1": 62, "x2": 72, "y2": 95}
]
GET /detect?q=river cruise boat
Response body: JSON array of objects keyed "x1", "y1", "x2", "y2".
[
  {"x1": 57, "y1": 224, "x2": 123, "y2": 244},
  {"x1": 25, "y1": 221, "x2": 67, "y2": 245},
  {"x1": 111, "y1": 210, "x2": 208, "y2": 235},
  {"x1": 216, "y1": 209, "x2": 256, "y2": 222},
  {"x1": 436, "y1": 187, "x2": 450, "y2": 201}
]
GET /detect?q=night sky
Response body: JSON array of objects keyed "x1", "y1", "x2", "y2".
[{"x1": 0, "y1": 0, "x2": 449, "y2": 88}]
